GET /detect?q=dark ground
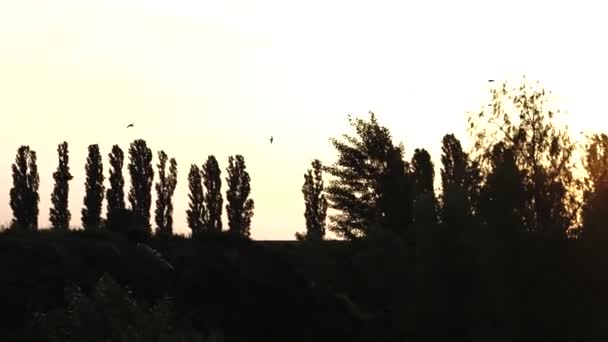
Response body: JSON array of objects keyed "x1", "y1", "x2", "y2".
[{"x1": 1, "y1": 229, "x2": 608, "y2": 341}]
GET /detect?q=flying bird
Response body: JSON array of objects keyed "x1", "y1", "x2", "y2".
[
  {"x1": 126, "y1": 123, "x2": 134, "y2": 128},
  {"x1": 270, "y1": 136, "x2": 273, "y2": 144},
  {"x1": 488, "y1": 79, "x2": 495, "y2": 83}
]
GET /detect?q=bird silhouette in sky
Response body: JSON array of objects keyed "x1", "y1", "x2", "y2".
[
  {"x1": 126, "y1": 123, "x2": 134, "y2": 128},
  {"x1": 270, "y1": 136, "x2": 273, "y2": 144},
  {"x1": 488, "y1": 79, "x2": 495, "y2": 83}
]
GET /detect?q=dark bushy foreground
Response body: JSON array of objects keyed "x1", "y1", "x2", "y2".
[
  {"x1": 28, "y1": 273, "x2": 218, "y2": 342},
  {"x1": 265, "y1": 229, "x2": 608, "y2": 342},
  {"x1": 2, "y1": 228, "x2": 608, "y2": 341},
  {"x1": 0, "y1": 229, "x2": 391, "y2": 342}
]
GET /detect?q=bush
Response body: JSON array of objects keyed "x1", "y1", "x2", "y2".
[{"x1": 27, "y1": 273, "x2": 220, "y2": 342}]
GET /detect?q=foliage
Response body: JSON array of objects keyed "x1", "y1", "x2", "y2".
[
  {"x1": 82, "y1": 144, "x2": 105, "y2": 230},
  {"x1": 410, "y1": 148, "x2": 438, "y2": 226},
  {"x1": 323, "y1": 111, "x2": 413, "y2": 240},
  {"x1": 411, "y1": 148, "x2": 435, "y2": 196},
  {"x1": 155, "y1": 151, "x2": 178, "y2": 237},
  {"x1": 479, "y1": 142, "x2": 527, "y2": 236},
  {"x1": 29, "y1": 273, "x2": 215, "y2": 342},
  {"x1": 377, "y1": 143, "x2": 414, "y2": 241},
  {"x1": 413, "y1": 192, "x2": 441, "y2": 240},
  {"x1": 468, "y1": 77, "x2": 580, "y2": 238},
  {"x1": 297, "y1": 159, "x2": 328, "y2": 241},
  {"x1": 439, "y1": 134, "x2": 482, "y2": 233},
  {"x1": 581, "y1": 133, "x2": 608, "y2": 240},
  {"x1": 128, "y1": 139, "x2": 155, "y2": 233},
  {"x1": 1, "y1": 225, "x2": 602, "y2": 341},
  {"x1": 187, "y1": 164, "x2": 206, "y2": 236},
  {"x1": 202, "y1": 155, "x2": 223, "y2": 232},
  {"x1": 9, "y1": 145, "x2": 40, "y2": 231},
  {"x1": 2, "y1": 75, "x2": 608, "y2": 340},
  {"x1": 107, "y1": 145, "x2": 126, "y2": 214},
  {"x1": 0, "y1": 230, "x2": 373, "y2": 342},
  {"x1": 50, "y1": 141, "x2": 73, "y2": 231},
  {"x1": 225, "y1": 155, "x2": 254, "y2": 237}
]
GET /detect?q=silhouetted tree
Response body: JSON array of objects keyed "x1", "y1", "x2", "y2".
[
  {"x1": 324, "y1": 112, "x2": 413, "y2": 240},
  {"x1": 410, "y1": 148, "x2": 438, "y2": 226},
  {"x1": 479, "y1": 142, "x2": 527, "y2": 236},
  {"x1": 155, "y1": 151, "x2": 178, "y2": 237},
  {"x1": 411, "y1": 149, "x2": 435, "y2": 196},
  {"x1": 202, "y1": 155, "x2": 223, "y2": 232},
  {"x1": 82, "y1": 144, "x2": 105, "y2": 230},
  {"x1": 226, "y1": 155, "x2": 254, "y2": 237},
  {"x1": 107, "y1": 145, "x2": 125, "y2": 214},
  {"x1": 297, "y1": 159, "x2": 328, "y2": 241},
  {"x1": 413, "y1": 191, "x2": 442, "y2": 246},
  {"x1": 581, "y1": 133, "x2": 608, "y2": 240},
  {"x1": 50, "y1": 141, "x2": 73, "y2": 230},
  {"x1": 377, "y1": 145, "x2": 415, "y2": 241},
  {"x1": 128, "y1": 139, "x2": 154, "y2": 232},
  {"x1": 9, "y1": 146, "x2": 40, "y2": 231},
  {"x1": 186, "y1": 164, "x2": 206, "y2": 236},
  {"x1": 468, "y1": 77, "x2": 578, "y2": 238},
  {"x1": 439, "y1": 134, "x2": 482, "y2": 232}
]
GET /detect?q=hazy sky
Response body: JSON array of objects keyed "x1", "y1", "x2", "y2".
[{"x1": 0, "y1": 0, "x2": 606, "y2": 239}]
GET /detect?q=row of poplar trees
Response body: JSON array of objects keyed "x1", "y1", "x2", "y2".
[
  {"x1": 297, "y1": 77, "x2": 608, "y2": 242},
  {"x1": 8, "y1": 139, "x2": 255, "y2": 237}
]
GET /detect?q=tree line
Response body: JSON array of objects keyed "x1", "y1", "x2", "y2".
[
  {"x1": 7, "y1": 140, "x2": 254, "y2": 237},
  {"x1": 7, "y1": 77, "x2": 608, "y2": 243},
  {"x1": 296, "y1": 77, "x2": 608, "y2": 243}
]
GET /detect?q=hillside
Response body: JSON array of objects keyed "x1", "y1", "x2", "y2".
[
  {"x1": 2, "y1": 230, "x2": 608, "y2": 341},
  {"x1": 0, "y1": 230, "x2": 392, "y2": 342}
]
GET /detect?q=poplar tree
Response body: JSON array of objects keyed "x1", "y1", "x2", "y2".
[
  {"x1": 82, "y1": 144, "x2": 105, "y2": 230},
  {"x1": 297, "y1": 159, "x2": 328, "y2": 241},
  {"x1": 9, "y1": 146, "x2": 40, "y2": 231},
  {"x1": 155, "y1": 151, "x2": 178, "y2": 237},
  {"x1": 107, "y1": 145, "x2": 125, "y2": 214},
  {"x1": 226, "y1": 155, "x2": 255, "y2": 237},
  {"x1": 50, "y1": 141, "x2": 73, "y2": 230},
  {"x1": 128, "y1": 139, "x2": 154, "y2": 232}
]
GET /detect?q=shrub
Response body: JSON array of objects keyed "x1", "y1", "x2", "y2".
[{"x1": 28, "y1": 273, "x2": 220, "y2": 342}]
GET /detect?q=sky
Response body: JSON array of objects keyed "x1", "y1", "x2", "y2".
[{"x1": 0, "y1": 0, "x2": 606, "y2": 239}]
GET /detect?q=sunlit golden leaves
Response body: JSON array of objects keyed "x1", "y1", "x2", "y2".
[{"x1": 467, "y1": 76, "x2": 581, "y2": 236}]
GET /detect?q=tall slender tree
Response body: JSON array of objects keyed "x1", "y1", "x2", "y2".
[
  {"x1": 202, "y1": 155, "x2": 223, "y2": 232},
  {"x1": 323, "y1": 112, "x2": 413, "y2": 240},
  {"x1": 297, "y1": 159, "x2": 328, "y2": 241},
  {"x1": 107, "y1": 145, "x2": 125, "y2": 215},
  {"x1": 9, "y1": 146, "x2": 40, "y2": 231},
  {"x1": 439, "y1": 134, "x2": 482, "y2": 230},
  {"x1": 155, "y1": 151, "x2": 178, "y2": 237},
  {"x1": 411, "y1": 149, "x2": 435, "y2": 196},
  {"x1": 186, "y1": 164, "x2": 206, "y2": 236},
  {"x1": 50, "y1": 141, "x2": 73, "y2": 230},
  {"x1": 128, "y1": 139, "x2": 154, "y2": 232},
  {"x1": 410, "y1": 148, "x2": 438, "y2": 228},
  {"x1": 377, "y1": 143, "x2": 414, "y2": 241},
  {"x1": 82, "y1": 144, "x2": 105, "y2": 230},
  {"x1": 225, "y1": 155, "x2": 254, "y2": 237}
]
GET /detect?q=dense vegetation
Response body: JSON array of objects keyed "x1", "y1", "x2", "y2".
[{"x1": 3, "y1": 77, "x2": 608, "y2": 340}]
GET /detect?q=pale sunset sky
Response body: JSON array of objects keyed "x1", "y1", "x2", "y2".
[{"x1": 0, "y1": 0, "x2": 606, "y2": 239}]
